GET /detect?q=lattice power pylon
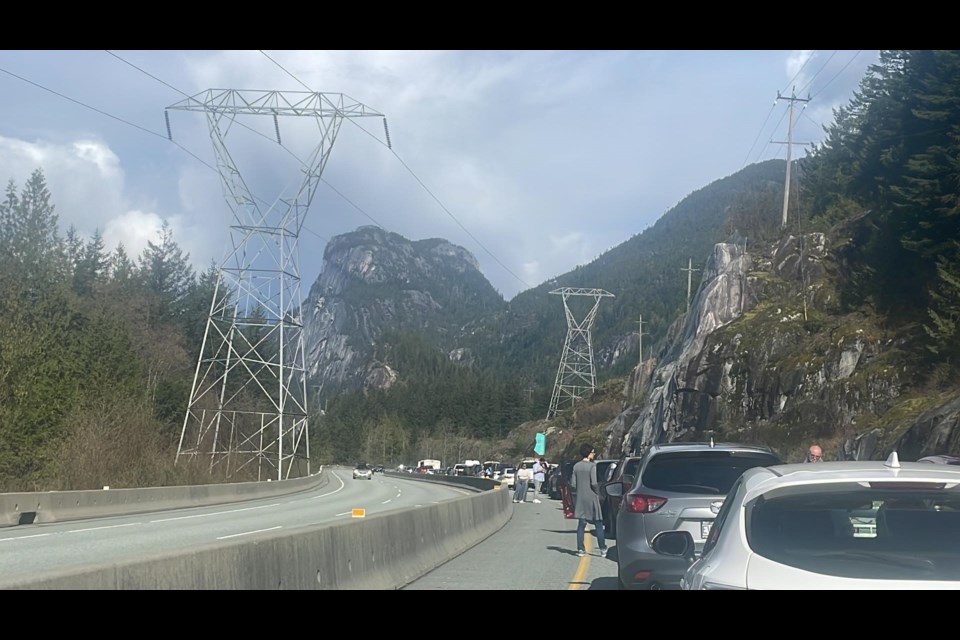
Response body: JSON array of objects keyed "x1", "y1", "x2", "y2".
[
  {"x1": 171, "y1": 90, "x2": 384, "y2": 480},
  {"x1": 546, "y1": 287, "x2": 615, "y2": 420}
]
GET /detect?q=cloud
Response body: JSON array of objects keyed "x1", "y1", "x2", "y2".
[
  {"x1": 523, "y1": 260, "x2": 541, "y2": 283},
  {"x1": 0, "y1": 135, "x2": 126, "y2": 233},
  {"x1": 103, "y1": 210, "x2": 163, "y2": 258}
]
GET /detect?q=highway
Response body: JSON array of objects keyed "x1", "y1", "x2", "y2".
[
  {"x1": 404, "y1": 490, "x2": 619, "y2": 590},
  {"x1": 0, "y1": 469, "x2": 472, "y2": 585}
]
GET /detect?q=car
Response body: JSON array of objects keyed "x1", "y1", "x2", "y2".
[
  {"x1": 548, "y1": 461, "x2": 576, "y2": 500},
  {"x1": 501, "y1": 467, "x2": 516, "y2": 489},
  {"x1": 605, "y1": 441, "x2": 782, "y2": 590},
  {"x1": 353, "y1": 463, "x2": 373, "y2": 480},
  {"x1": 647, "y1": 452, "x2": 960, "y2": 590},
  {"x1": 600, "y1": 455, "x2": 643, "y2": 538}
]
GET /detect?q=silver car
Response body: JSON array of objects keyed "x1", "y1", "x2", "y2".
[
  {"x1": 606, "y1": 442, "x2": 781, "y2": 590},
  {"x1": 649, "y1": 453, "x2": 960, "y2": 589},
  {"x1": 353, "y1": 463, "x2": 373, "y2": 480}
]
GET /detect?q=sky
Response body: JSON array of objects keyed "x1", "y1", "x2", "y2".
[{"x1": 0, "y1": 50, "x2": 879, "y2": 300}]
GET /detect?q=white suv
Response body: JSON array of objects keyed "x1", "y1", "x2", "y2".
[{"x1": 650, "y1": 453, "x2": 960, "y2": 589}]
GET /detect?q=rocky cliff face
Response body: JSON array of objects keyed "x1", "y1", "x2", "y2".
[
  {"x1": 302, "y1": 227, "x2": 505, "y2": 396},
  {"x1": 607, "y1": 232, "x2": 951, "y2": 463}
]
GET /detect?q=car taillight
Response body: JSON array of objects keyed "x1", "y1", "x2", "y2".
[{"x1": 625, "y1": 494, "x2": 667, "y2": 513}]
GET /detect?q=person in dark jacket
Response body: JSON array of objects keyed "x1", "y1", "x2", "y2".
[{"x1": 570, "y1": 443, "x2": 607, "y2": 558}]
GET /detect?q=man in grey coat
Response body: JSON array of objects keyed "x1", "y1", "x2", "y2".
[{"x1": 570, "y1": 443, "x2": 608, "y2": 558}]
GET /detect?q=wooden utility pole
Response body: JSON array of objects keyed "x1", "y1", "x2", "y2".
[
  {"x1": 681, "y1": 258, "x2": 700, "y2": 312},
  {"x1": 775, "y1": 88, "x2": 811, "y2": 228}
]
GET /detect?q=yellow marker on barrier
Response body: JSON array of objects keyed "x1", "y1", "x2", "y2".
[
  {"x1": 352, "y1": 508, "x2": 366, "y2": 518},
  {"x1": 494, "y1": 483, "x2": 502, "y2": 490}
]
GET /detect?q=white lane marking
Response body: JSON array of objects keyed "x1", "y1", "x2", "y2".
[
  {"x1": 381, "y1": 499, "x2": 391, "y2": 504},
  {"x1": 216, "y1": 526, "x2": 281, "y2": 540},
  {"x1": 150, "y1": 503, "x2": 280, "y2": 523},
  {"x1": 335, "y1": 511, "x2": 351, "y2": 517},
  {"x1": 67, "y1": 523, "x2": 140, "y2": 534},
  {"x1": 414, "y1": 504, "x2": 423, "y2": 507},
  {"x1": 311, "y1": 472, "x2": 346, "y2": 499},
  {"x1": 0, "y1": 533, "x2": 51, "y2": 541}
]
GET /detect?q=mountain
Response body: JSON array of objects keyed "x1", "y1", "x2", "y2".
[
  {"x1": 465, "y1": 159, "x2": 788, "y2": 386},
  {"x1": 302, "y1": 226, "x2": 506, "y2": 397},
  {"x1": 304, "y1": 160, "x2": 788, "y2": 406}
]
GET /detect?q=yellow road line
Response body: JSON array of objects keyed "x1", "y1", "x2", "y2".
[{"x1": 568, "y1": 533, "x2": 592, "y2": 590}]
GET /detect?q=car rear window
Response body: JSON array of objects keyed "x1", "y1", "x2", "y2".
[
  {"x1": 747, "y1": 486, "x2": 960, "y2": 580},
  {"x1": 641, "y1": 450, "x2": 780, "y2": 495}
]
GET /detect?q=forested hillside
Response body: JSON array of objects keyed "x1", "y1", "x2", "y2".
[{"x1": 0, "y1": 171, "x2": 220, "y2": 491}]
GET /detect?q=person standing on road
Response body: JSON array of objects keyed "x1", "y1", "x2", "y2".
[
  {"x1": 570, "y1": 443, "x2": 607, "y2": 558},
  {"x1": 531, "y1": 457, "x2": 546, "y2": 504},
  {"x1": 514, "y1": 462, "x2": 532, "y2": 503}
]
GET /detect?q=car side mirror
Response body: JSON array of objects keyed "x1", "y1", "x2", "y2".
[
  {"x1": 651, "y1": 531, "x2": 696, "y2": 563},
  {"x1": 605, "y1": 482, "x2": 624, "y2": 498}
]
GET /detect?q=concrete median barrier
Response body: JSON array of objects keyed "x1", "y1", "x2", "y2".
[
  {"x1": 0, "y1": 469, "x2": 329, "y2": 528},
  {"x1": 0, "y1": 478, "x2": 512, "y2": 589}
]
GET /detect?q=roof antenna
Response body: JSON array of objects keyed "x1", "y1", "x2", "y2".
[{"x1": 884, "y1": 451, "x2": 901, "y2": 469}]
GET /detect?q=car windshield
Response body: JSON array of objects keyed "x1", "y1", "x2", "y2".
[
  {"x1": 356, "y1": 464, "x2": 368, "y2": 470},
  {"x1": 641, "y1": 450, "x2": 780, "y2": 494},
  {"x1": 748, "y1": 485, "x2": 960, "y2": 580}
]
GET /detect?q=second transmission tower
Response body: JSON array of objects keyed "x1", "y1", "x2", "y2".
[{"x1": 546, "y1": 287, "x2": 615, "y2": 420}]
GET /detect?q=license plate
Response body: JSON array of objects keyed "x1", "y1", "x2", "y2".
[{"x1": 701, "y1": 520, "x2": 712, "y2": 539}]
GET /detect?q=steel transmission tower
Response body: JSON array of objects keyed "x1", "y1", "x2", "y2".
[
  {"x1": 546, "y1": 288, "x2": 615, "y2": 420},
  {"x1": 171, "y1": 90, "x2": 384, "y2": 480}
]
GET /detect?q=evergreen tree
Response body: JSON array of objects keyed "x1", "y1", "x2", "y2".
[
  {"x1": 73, "y1": 229, "x2": 109, "y2": 296},
  {"x1": 110, "y1": 242, "x2": 136, "y2": 283},
  {"x1": 138, "y1": 219, "x2": 195, "y2": 324}
]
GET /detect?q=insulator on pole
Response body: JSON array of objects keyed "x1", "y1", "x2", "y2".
[
  {"x1": 273, "y1": 112, "x2": 282, "y2": 145},
  {"x1": 164, "y1": 110, "x2": 173, "y2": 141},
  {"x1": 383, "y1": 118, "x2": 392, "y2": 149}
]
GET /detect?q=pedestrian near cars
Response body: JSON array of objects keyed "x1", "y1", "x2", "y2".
[
  {"x1": 570, "y1": 443, "x2": 608, "y2": 558},
  {"x1": 531, "y1": 458, "x2": 546, "y2": 504},
  {"x1": 804, "y1": 444, "x2": 823, "y2": 463},
  {"x1": 514, "y1": 462, "x2": 532, "y2": 503}
]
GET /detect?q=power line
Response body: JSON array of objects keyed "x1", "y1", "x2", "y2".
[
  {"x1": 781, "y1": 50, "x2": 818, "y2": 95},
  {"x1": 810, "y1": 51, "x2": 863, "y2": 100},
  {"x1": 1, "y1": 65, "x2": 164, "y2": 139},
  {"x1": 258, "y1": 50, "x2": 532, "y2": 290},
  {"x1": 258, "y1": 50, "x2": 312, "y2": 92},
  {"x1": 798, "y1": 51, "x2": 838, "y2": 96},
  {"x1": 742, "y1": 103, "x2": 777, "y2": 168},
  {"x1": 0, "y1": 63, "x2": 219, "y2": 175},
  {"x1": 753, "y1": 104, "x2": 790, "y2": 165}
]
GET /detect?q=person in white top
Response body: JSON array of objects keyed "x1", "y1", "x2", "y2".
[
  {"x1": 531, "y1": 458, "x2": 546, "y2": 504},
  {"x1": 514, "y1": 462, "x2": 533, "y2": 503}
]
